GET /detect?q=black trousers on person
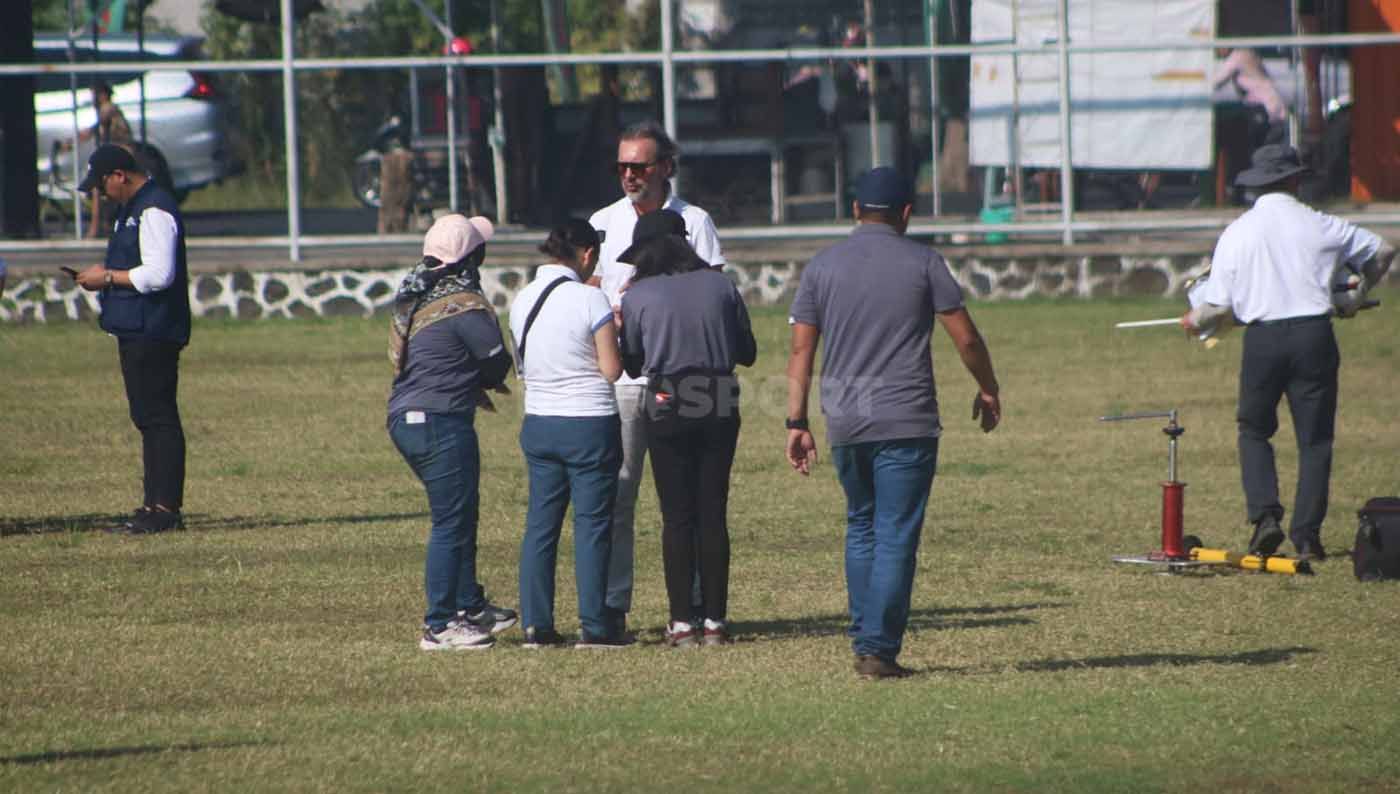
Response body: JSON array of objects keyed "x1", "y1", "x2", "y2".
[
  {"x1": 118, "y1": 338, "x2": 186, "y2": 510},
  {"x1": 644, "y1": 374, "x2": 742, "y2": 624},
  {"x1": 1237, "y1": 316, "x2": 1338, "y2": 542}
]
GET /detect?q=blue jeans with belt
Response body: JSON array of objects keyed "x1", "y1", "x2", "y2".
[
  {"x1": 389, "y1": 410, "x2": 488, "y2": 631},
  {"x1": 831, "y1": 436, "x2": 939, "y2": 661},
  {"x1": 519, "y1": 414, "x2": 622, "y2": 637}
]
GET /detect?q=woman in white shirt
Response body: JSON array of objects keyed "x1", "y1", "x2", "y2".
[{"x1": 508, "y1": 220, "x2": 627, "y2": 649}]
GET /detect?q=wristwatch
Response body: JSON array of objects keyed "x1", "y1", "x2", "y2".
[
  {"x1": 103, "y1": 270, "x2": 114, "y2": 287},
  {"x1": 784, "y1": 417, "x2": 809, "y2": 431}
]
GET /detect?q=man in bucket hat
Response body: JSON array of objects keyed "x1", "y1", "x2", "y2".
[{"x1": 1183, "y1": 143, "x2": 1395, "y2": 561}]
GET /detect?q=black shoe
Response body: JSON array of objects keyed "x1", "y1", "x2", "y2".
[
  {"x1": 126, "y1": 508, "x2": 184, "y2": 535},
  {"x1": 521, "y1": 627, "x2": 568, "y2": 649},
  {"x1": 854, "y1": 654, "x2": 913, "y2": 680},
  {"x1": 1293, "y1": 535, "x2": 1327, "y2": 562},
  {"x1": 574, "y1": 630, "x2": 635, "y2": 650},
  {"x1": 105, "y1": 507, "x2": 153, "y2": 534},
  {"x1": 458, "y1": 601, "x2": 518, "y2": 635},
  {"x1": 1247, "y1": 516, "x2": 1284, "y2": 556}
]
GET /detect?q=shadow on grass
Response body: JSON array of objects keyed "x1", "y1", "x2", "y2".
[
  {"x1": 0, "y1": 511, "x2": 428, "y2": 537},
  {"x1": 0, "y1": 739, "x2": 273, "y2": 766},
  {"x1": 1013, "y1": 645, "x2": 1319, "y2": 673},
  {"x1": 732, "y1": 601, "x2": 1065, "y2": 640}
]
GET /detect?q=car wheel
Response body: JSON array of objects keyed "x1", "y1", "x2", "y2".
[{"x1": 352, "y1": 160, "x2": 383, "y2": 208}]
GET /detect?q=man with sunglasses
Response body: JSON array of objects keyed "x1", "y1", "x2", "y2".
[
  {"x1": 588, "y1": 121, "x2": 725, "y2": 637},
  {"x1": 72, "y1": 144, "x2": 191, "y2": 536}
]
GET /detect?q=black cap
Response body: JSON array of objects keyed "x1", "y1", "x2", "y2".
[
  {"x1": 617, "y1": 209, "x2": 687, "y2": 264},
  {"x1": 78, "y1": 144, "x2": 140, "y2": 193},
  {"x1": 854, "y1": 166, "x2": 913, "y2": 210}
]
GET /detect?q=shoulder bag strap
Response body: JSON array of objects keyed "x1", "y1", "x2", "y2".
[{"x1": 516, "y1": 276, "x2": 572, "y2": 370}]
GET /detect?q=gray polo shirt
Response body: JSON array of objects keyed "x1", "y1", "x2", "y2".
[
  {"x1": 788, "y1": 223, "x2": 964, "y2": 446},
  {"x1": 620, "y1": 268, "x2": 757, "y2": 379}
]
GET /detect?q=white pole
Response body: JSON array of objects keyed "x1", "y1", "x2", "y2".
[
  {"x1": 661, "y1": 0, "x2": 678, "y2": 194},
  {"x1": 1055, "y1": 0, "x2": 1075, "y2": 245},
  {"x1": 280, "y1": 0, "x2": 301, "y2": 262},
  {"x1": 927, "y1": 0, "x2": 941, "y2": 216},
  {"x1": 445, "y1": 0, "x2": 460, "y2": 213},
  {"x1": 490, "y1": 0, "x2": 509, "y2": 223},
  {"x1": 864, "y1": 0, "x2": 880, "y2": 166}
]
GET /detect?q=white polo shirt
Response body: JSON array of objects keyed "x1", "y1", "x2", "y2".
[
  {"x1": 1195, "y1": 192, "x2": 1384, "y2": 323},
  {"x1": 508, "y1": 264, "x2": 618, "y2": 417},
  {"x1": 589, "y1": 192, "x2": 725, "y2": 386}
]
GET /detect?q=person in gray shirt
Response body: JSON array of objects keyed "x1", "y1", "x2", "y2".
[
  {"x1": 785, "y1": 167, "x2": 1002, "y2": 679},
  {"x1": 619, "y1": 235, "x2": 757, "y2": 647}
]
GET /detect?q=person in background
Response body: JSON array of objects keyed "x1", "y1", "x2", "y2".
[
  {"x1": 617, "y1": 233, "x2": 756, "y2": 648},
  {"x1": 589, "y1": 121, "x2": 726, "y2": 637},
  {"x1": 1183, "y1": 144, "x2": 1395, "y2": 561},
  {"x1": 387, "y1": 214, "x2": 518, "y2": 651},
  {"x1": 509, "y1": 220, "x2": 629, "y2": 650},
  {"x1": 71, "y1": 82, "x2": 132, "y2": 240},
  {"x1": 73, "y1": 144, "x2": 191, "y2": 536},
  {"x1": 785, "y1": 167, "x2": 1002, "y2": 680}
]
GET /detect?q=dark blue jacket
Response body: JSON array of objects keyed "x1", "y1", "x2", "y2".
[{"x1": 99, "y1": 181, "x2": 191, "y2": 346}]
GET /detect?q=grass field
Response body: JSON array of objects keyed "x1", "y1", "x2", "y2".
[{"x1": 3, "y1": 293, "x2": 1399, "y2": 793}]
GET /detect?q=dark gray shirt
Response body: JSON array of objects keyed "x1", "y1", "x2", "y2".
[
  {"x1": 788, "y1": 223, "x2": 964, "y2": 446},
  {"x1": 387, "y1": 310, "x2": 511, "y2": 419},
  {"x1": 620, "y1": 268, "x2": 757, "y2": 379}
]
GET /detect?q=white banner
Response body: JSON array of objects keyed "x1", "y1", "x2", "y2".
[{"x1": 969, "y1": 0, "x2": 1215, "y2": 170}]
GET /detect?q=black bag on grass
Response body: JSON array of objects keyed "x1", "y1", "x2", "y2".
[{"x1": 1354, "y1": 497, "x2": 1400, "y2": 581}]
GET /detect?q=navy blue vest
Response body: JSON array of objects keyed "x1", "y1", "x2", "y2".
[{"x1": 99, "y1": 181, "x2": 191, "y2": 346}]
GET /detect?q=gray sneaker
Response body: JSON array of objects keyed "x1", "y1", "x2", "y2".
[
  {"x1": 420, "y1": 621, "x2": 494, "y2": 651},
  {"x1": 457, "y1": 602, "x2": 518, "y2": 635}
]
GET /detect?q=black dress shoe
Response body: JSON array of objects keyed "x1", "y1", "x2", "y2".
[
  {"x1": 1294, "y1": 536, "x2": 1327, "y2": 561},
  {"x1": 1247, "y1": 516, "x2": 1284, "y2": 556}
]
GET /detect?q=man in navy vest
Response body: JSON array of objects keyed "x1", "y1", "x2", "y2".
[{"x1": 75, "y1": 144, "x2": 192, "y2": 535}]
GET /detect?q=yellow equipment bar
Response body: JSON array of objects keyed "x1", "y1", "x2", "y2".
[{"x1": 1188, "y1": 547, "x2": 1313, "y2": 575}]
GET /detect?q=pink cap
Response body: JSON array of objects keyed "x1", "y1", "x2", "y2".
[{"x1": 422, "y1": 214, "x2": 494, "y2": 264}]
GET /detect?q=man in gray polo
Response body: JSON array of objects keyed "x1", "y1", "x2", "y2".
[{"x1": 785, "y1": 167, "x2": 1002, "y2": 679}]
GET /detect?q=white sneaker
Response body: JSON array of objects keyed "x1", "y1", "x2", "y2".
[{"x1": 419, "y1": 621, "x2": 495, "y2": 651}]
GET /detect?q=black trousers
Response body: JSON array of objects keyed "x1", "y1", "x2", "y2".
[
  {"x1": 647, "y1": 411, "x2": 740, "y2": 624},
  {"x1": 118, "y1": 338, "x2": 186, "y2": 510},
  {"x1": 1237, "y1": 316, "x2": 1338, "y2": 541}
]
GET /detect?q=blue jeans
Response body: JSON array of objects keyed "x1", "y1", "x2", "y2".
[
  {"x1": 389, "y1": 411, "x2": 488, "y2": 631},
  {"x1": 831, "y1": 437, "x2": 939, "y2": 661},
  {"x1": 519, "y1": 414, "x2": 622, "y2": 637}
]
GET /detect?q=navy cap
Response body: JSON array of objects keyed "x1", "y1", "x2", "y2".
[
  {"x1": 617, "y1": 208, "x2": 687, "y2": 264},
  {"x1": 78, "y1": 144, "x2": 140, "y2": 193},
  {"x1": 854, "y1": 166, "x2": 913, "y2": 210}
]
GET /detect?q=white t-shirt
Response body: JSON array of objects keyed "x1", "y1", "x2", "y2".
[
  {"x1": 589, "y1": 192, "x2": 725, "y2": 385},
  {"x1": 1195, "y1": 193, "x2": 1383, "y2": 323},
  {"x1": 508, "y1": 264, "x2": 618, "y2": 417}
]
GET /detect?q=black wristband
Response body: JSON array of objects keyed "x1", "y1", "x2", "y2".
[{"x1": 784, "y1": 417, "x2": 809, "y2": 431}]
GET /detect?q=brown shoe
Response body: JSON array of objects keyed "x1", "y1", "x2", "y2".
[
  {"x1": 666, "y1": 621, "x2": 699, "y2": 649},
  {"x1": 854, "y1": 654, "x2": 913, "y2": 680}
]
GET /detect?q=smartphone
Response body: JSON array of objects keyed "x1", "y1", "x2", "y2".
[{"x1": 60, "y1": 266, "x2": 78, "y2": 278}]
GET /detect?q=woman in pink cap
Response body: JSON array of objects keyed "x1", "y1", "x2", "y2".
[{"x1": 387, "y1": 214, "x2": 519, "y2": 651}]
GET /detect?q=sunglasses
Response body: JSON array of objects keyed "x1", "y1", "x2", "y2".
[{"x1": 615, "y1": 160, "x2": 660, "y2": 176}]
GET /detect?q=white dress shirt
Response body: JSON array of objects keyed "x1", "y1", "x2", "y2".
[{"x1": 1195, "y1": 192, "x2": 1383, "y2": 324}]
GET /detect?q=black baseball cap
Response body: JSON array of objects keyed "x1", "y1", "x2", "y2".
[
  {"x1": 854, "y1": 166, "x2": 913, "y2": 210},
  {"x1": 617, "y1": 209, "x2": 687, "y2": 264},
  {"x1": 78, "y1": 144, "x2": 140, "y2": 193}
]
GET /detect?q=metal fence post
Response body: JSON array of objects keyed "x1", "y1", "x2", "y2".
[
  {"x1": 661, "y1": 0, "x2": 678, "y2": 195},
  {"x1": 280, "y1": 0, "x2": 301, "y2": 262},
  {"x1": 1055, "y1": 0, "x2": 1075, "y2": 246}
]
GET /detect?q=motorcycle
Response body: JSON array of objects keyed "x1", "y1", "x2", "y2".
[{"x1": 350, "y1": 114, "x2": 494, "y2": 218}]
